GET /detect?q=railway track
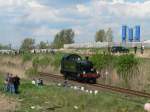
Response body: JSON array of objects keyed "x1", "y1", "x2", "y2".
[
  {"x1": 93, "y1": 84, "x2": 150, "y2": 98},
  {"x1": 39, "y1": 72, "x2": 150, "y2": 98}
]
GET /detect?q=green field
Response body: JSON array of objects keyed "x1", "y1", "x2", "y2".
[{"x1": 0, "y1": 74, "x2": 148, "y2": 112}]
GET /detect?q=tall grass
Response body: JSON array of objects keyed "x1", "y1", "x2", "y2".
[
  {"x1": 25, "y1": 53, "x2": 64, "y2": 76},
  {"x1": 90, "y1": 53, "x2": 140, "y2": 87},
  {"x1": 25, "y1": 67, "x2": 38, "y2": 76},
  {"x1": 50, "y1": 53, "x2": 63, "y2": 69},
  {"x1": 115, "y1": 54, "x2": 139, "y2": 88},
  {"x1": 21, "y1": 52, "x2": 33, "y2": 63}
]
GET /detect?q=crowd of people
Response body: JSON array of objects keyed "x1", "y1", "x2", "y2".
[
  {"x1": 134, "y1": 45, "x2": 144, "y2": 54},
  {"x1": 4, "y1": 73, "x2": 20, "y2": 94},
  {"x1": 3, "y1": 73, "x2": 44, "y2": 94}
]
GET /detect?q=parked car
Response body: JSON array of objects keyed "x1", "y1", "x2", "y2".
[{"x1": 111, "y1": 46, "x2": 129, "y2": 53}]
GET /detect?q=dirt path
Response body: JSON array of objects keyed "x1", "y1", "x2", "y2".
[{"x1": 0, "y1": 93, "x2": 19, "y2": 112}]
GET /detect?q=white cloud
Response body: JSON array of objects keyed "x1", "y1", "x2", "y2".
[
  {"x1": 74, "y1": 29, "x2": 80, "y2": 36},
  {"x1": 0, "y1": 0, "x2": 57, "y2": 21},
  {"x1": 32, "y1": 26, "x2": 58, "y2": 37},
  {"x1": 72, "y1": 0, "x2": 150, "y2": 41},
  {"x1": 92, "y1": 0, "x2": 150, "y2": 19},
  {"x1": 0, "y1": 0, "x2": 150, "y2": 46},
  {"x1": 112, "y1": 0, "x2": 125, "y2": 4},
  {"x1": 76, "y1": 4, "x2": 90, "y2": 14},
  {"x1": 27, "y1": 1, "x2": 44, "y2": 8},
  {"x1": 26, "y1": 7, "x2": 59, "y2": 23},
  {"x1": 0, "y1": 0, "x2": 35, "y2": 8}
]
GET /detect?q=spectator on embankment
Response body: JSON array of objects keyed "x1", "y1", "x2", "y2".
[
  {"x1": 36, "y1": 78, "x2": 44, "y2": 86},
  {"x1": 9, "y1": 74, "x2": 15, "y2": 94},
  {"x1": 4, "y1": 73, "x2": 10, "y2": 92},
  {"x1": 4, "y1": 73, "x2": 20, "y2": 94},
  {"x1": 141, "y1": 45, "x2": 144, "y2": 55},
  {"x1": 13, "y1": 75, "x2": 20, "y2": 94},
  {"x1": 134, "y1": 46, "x2": 137, "y2": 54}
]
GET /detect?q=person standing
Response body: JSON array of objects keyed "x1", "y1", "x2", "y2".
[
  {"x1": 142, "y1": 45, "x2": 144, "y2": 54},
  {"x1": 108, "y1": 46, "x2": 111, "y2": 53},
  {"x1": 134, "y1": 46, "x2": 137, "y2": 54},
  {"x1": 4, "y1": 73, "x2": 10, "y2": 92},
  {"x1": 13, "y1": 75, "x2": 20, "y2": 94},
  {"x1": 141, "y1": 45, "x2": 144, "y2": 54},
  {"x1": 9, "y1": 74, "x2": 15, "y2": 93}
]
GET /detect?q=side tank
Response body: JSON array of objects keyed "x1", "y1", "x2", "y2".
[{"x1": 60, "y1": 54, "x2": 82, "y2": 74}]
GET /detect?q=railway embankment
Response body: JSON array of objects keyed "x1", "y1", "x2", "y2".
[{"x1": 0, "y1": 52, "x2": 150, "y2": 92}]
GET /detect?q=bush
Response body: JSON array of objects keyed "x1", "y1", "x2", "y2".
[
  {"x1": 31, "y1": 53, "x2": 63, "y2": 70},
  {"x1": 115, "y1": 54, "x2": 139, "y2": 87},
  {"x1": 32, "y1": 56, "x2": 39, "y2": 68},
  {"x1": 25, "y1": 67, "x2": 38, "y2": 76},
  {"x1": 50, "y1": 53, "x2": 63, "y2": 69},
  {"x1": 90, "y1": 53, "x2": 114, "y2": 71},
  {"x1": 38, "y1": 56, "x2": 51, "y2": 68},
  {"x1": 22, "y1": 52, "x2": 32, "y2": 62}
]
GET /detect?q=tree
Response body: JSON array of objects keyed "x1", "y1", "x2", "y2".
[
  {"x1": 39, "y1": 41, "x2": 48, "y2": 49},
  {"x1": 95, "y1": 29, "x2": 106, "y2": 42},
  {"x1": 106, "y1": 28, "x2": 113, "y2": 42},
  {"x1": 52, "y1": 29, "x2": 75, "y2": 48},
  {"x1": 0, "y1": 44, "x2": 11, "y2": 50},
  {"x1": 20, "y1": 38, "x2": 35, "y2": 51}
]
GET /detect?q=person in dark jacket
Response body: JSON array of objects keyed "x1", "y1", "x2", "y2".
[
  {"x1": 134, "y1": 46, "x2": 137, "y2": 54},
  {"x1": 13, "y1": 75, "x2": 20, "y2": 94},
  {"x1": 9, "y1": 74, "x2": 15, "y2": 93}
]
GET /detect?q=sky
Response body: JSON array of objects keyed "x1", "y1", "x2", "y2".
[{"x1": 0, "y1": 0, "x2": 150, "y2": 48}]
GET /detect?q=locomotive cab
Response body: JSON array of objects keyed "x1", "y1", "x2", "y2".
[{"x1": 80, "y1": 59, "x2": 96, "y2": 73}]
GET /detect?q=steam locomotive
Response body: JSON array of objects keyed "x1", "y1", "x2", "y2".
[{"x1": 60, "y1": 54, "x2": 100, "y2": 83}]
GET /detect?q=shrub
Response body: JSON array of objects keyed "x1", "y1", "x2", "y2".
[
  {"x1": 38, "y1": 56, "x2": 51, "y2": 68},
  {"x1": 25, "y1": 67, "x2": 38, "y2": 76},
  {"x1": 50, "y1": 53, "x2": 63, "y2": 69},
  {"x1": 115, "y1": 54, "x2": 139, "y2": 87},
  {"x1": 22, "y1": 52, "x2": 32, "y2": 62},
  {"x1": 32, "y1": 56, "x2": 39, "y2": 68},
  {"x1": 90, "y1": 53, "x2": 114, "y2": 72},
  {"x1": 31, "y1": 53, "x2": 63, "y2": 71}
]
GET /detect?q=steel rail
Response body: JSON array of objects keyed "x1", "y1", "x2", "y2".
[{"x1": 39, "y1": 72, "x2": 150, "y2": 98}]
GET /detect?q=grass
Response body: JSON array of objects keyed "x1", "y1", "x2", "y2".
[
  {"x1": 0, "y1": 74, "x2": 148, "y2": 112},
  {"x1": 0, "y1": 52, "x2": 150, "y2": 111}
]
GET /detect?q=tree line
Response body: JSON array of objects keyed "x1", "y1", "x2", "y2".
[
  {"x1": 20, "y1": 29, "x2": 75, "y2": 50},
  {"x1": 0, "y1": 44, "x2": 11, "y2": 50},
  {"x1": 0, "y1": 28, "x2": 113, "y2": 51},
  {"x1": 95, "y1": 28, "x2": 113, "y2": 42}
]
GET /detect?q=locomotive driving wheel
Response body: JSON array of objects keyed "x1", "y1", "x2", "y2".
[{"x1": 89, "y1": 78, "x2": 96, "y2": 84}]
